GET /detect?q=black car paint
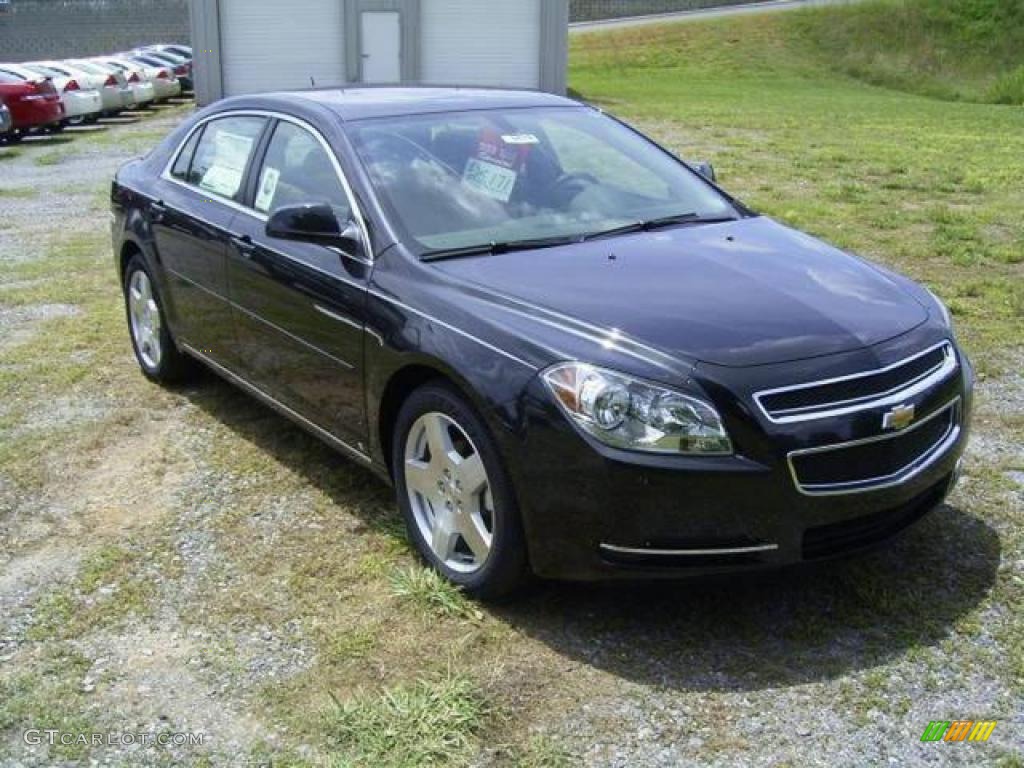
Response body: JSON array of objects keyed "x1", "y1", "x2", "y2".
[{"x1": 111, "y1": 88, "x2": 972, "y2": 581}]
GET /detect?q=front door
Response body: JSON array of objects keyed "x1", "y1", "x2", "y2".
[
  {"x1": 228, "y1": 118, "x2": 370, "y2": 446},
  {"x1": 360, "y1": 11, "x2": 401, "y2": 84}
]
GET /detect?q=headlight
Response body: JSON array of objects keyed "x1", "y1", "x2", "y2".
[
  {"x1": 927, "y1": 288, "x2": 953, "y2": 330},
  {"x1": 541, "y1": 362, "x2": 733, "y2": 455}
]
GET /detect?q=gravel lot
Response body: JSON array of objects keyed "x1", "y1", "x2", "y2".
[{"x1": 0, "y1": 96, "x2": 1021, "y2": 767}]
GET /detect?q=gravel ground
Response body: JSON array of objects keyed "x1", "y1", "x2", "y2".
[{"x1": 0, "y1": 101, "x2": 1021, "y2": 767}]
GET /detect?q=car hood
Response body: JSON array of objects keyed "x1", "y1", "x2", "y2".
[{"x1": 432, "y1": 216, "x2": 929, "y2": 368}]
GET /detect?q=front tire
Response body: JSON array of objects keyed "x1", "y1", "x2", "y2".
[
  {"x1": 393, "y1": 383, "x2": 529, "y2": 599},
  {"x1": 123, "y1": 255, "x2": 192, "y2": 384}
]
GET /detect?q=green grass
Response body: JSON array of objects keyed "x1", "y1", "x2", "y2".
[
  {"x1": 789, "y1": 0, "x2": 1024, "y2": 104},
  {"x1": 389, "y1": 564, "x2": 484, "y2": 621},
  {"x1": 324, "y1": 672, "x2": 487, "y2": 768},
  {"x1": 0, "y1": 186, "x2": 35, "y2": 198}
]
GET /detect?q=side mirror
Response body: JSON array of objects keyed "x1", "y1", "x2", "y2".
[
  {"x1": 266, "y1": 203, "x2": 361, "y2": 253},
  {"x1": 689, "y1": 161, "x2": 717, "y2": 183}
]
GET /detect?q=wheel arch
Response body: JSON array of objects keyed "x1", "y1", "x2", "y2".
[{"x1": 376, "y1": 361, "x2": 485, "y2": 480}]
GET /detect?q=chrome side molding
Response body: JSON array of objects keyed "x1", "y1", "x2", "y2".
[{"x1": 599, "y1": 542, "x2": 779, "y2": 557}]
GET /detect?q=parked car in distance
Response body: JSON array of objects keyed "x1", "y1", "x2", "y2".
[
  {"x1": 65, "y1": 59, "x2": 136, "y2": 113},
  {"x1": 143, "y1": 43, "x2": 193, "y2": 61},
  {"x1": 92, "y1": 57, "x2": 157, "y2": 108},
  {"x1": 120, "y1": 55, "x2": 181, "y2": 101},
  {"x1": 112, "y1": 88, "x2": 973, "y2": 597},
  {"x1": 128, "y1": 51, "x2": 191, "y2": 93},
  {"x1": 0, "y1": 67, "x2": 64, "y2": 138},
  {"x1": 0, "y1": 100, "x2": 13, "y2": 142},
  {"x1": 18, "y1": 62, "x2": 103, "y2": 125}
]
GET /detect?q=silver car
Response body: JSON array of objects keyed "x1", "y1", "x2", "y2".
[{"x1": 67, "y1": 59, "x2": 136, "y2": 113}]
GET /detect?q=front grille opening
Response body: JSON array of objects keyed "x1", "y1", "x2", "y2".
[
  {"x1": 802, "y1": 477, "x2": 949, "y2": 559},
  {"x1": 791, "y1": 405, "x2": 955, "y2": 490},
  {"x1": 760, "y1": 344, "x2": 950, "y2": 419}
]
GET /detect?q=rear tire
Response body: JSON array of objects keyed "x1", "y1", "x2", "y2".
[
  {"x1": 393, "y1": 382, "x2": 529, "y2": 599},
  {"x1": 123, "y1": 255, "x2": 193, "y2": 384}
]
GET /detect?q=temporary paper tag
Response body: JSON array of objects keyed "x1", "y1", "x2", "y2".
[{"x1": 463, "y1": 157, "x2": 518, "y2": 202}]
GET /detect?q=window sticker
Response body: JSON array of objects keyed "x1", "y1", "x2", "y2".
[
  {"x1": 199, "y1": 131, "x2": 254, "y2": 198},
  {"x1": 254, "y1": 166, "x2": 280, "y2": 212},
  {"x1": 463, "y1": 157, "x2": 518, "y2": 203},
  {"x1": 501, "y1": 133, "x2": 540, "y2": 145}
]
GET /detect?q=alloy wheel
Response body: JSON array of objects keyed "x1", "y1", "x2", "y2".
[
  {"x1": 128, "y1": 269, "x2": 162, "y2": 370},
  {"x1": 404, "y1": 411, "x2": 495, "y2": 574}
]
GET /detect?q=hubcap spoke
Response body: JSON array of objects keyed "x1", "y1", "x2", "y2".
[
  {"x1": 454, "y1": 453, "x2": 487, "y2": 496},
  {"x1": 457, "y1": 510, "x2": 491, "y2": 561},
  {"x1": 431, "y1": 508, "x2": 458, "y2": 562},
  {"x1": 423, "y1": 413, "x2": 455, "y2": 463},
  {"x1": 405, "y1": 459, "x2": 438, "y2": 500}
]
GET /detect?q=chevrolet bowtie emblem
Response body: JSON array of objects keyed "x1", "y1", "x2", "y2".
[{"x1": 883, "y1": 404, "x2": 916, "y2": 431}]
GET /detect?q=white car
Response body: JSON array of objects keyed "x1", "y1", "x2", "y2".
[
  {"x1": 120, "y1": 55, "x2": 181, "y2": 101},
  {"x1": 65, "y1": 59, "x2": 136, "y2": 113},
  {"x1": 0, "y1": 62, "x2": 102, "y2": 126},
  {"x1": 91, "y1": 58, "x2": 156, "y2": 108}
]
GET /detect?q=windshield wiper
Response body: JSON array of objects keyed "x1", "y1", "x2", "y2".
[
  {"x1": 582, "y1": 212, "x2": 737, "y2": 242},
  {"x1": 421, "y1": 235, "x2": 577, "y2": 262}
]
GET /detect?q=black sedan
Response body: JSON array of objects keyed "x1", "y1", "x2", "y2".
[{"x1": 112, "y1": 87, "x2": 972, "y2": 597}]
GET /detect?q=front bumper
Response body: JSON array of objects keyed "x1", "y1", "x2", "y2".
[{"x1": 501, "y1": 333, "x2": 973, "y2": 581}]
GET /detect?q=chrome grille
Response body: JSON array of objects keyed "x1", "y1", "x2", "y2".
[
  {"x1": 756, "y1": 342, "x2": 956, "y2": 424},
  {"x1": 788, "y1": 399, "x2": 960, "y2": 496}
]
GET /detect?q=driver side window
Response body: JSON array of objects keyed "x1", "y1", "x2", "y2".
[{"x1": 254, "y1": 121, "x2": 351, "y2": 218}]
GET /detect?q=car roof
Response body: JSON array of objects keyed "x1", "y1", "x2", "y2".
[{"x1": 217, "y1": 86, "x2": 582, "y2": 122}]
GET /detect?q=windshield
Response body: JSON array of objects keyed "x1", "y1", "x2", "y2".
[{"x1": 347, "y1": 106, "x2": 740, "y2": 255}]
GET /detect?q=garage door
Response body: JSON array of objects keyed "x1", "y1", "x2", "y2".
[
  {"x1": 421, "y1": 0, "x2": 540, "y2": 88},
  {"x1": 220, "y1": 0, "x2": 345, "y2": 96}
]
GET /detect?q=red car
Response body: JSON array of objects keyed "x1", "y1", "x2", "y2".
[{"x1": 0, "y1": 69, "x2": 63, "y2": 140}]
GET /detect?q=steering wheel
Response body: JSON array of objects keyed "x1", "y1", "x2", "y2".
[{"x1": 549, "y1": 172, "x2": 600, "y2": 207}]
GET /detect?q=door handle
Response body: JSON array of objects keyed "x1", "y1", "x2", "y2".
[
  {"x1": 150, "y1": 200, "x2": 167, "y2": 223},
  {"x1": 230, "y1": 234, "x2": 257, "y2": 259}
]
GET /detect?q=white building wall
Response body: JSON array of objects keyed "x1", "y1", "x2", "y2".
[
  {"x1": 420, "y1": 0, "x2": 542, "y2": 88},
  {"x1": 219, "y1": 0, "x2": 346, "y2": 95}
]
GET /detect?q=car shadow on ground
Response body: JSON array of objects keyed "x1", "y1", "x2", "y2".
[
  {"x1": 494, "y1": 504, "x2": 999, "y2": 692},
  {"x1": 183, "y1": 369, "x2": 1000, "y2": 693}
]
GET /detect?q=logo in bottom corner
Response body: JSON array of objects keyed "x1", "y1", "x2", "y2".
[{"x1": 920, "y1": 720, "x2": 997, "y2": 742}]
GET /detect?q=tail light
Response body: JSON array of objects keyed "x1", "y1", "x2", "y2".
[
  {"x1": 64, "y1": 79, "x2": 80, "y2": 92},
  {"x1": 174, "y1": 65, "x2": 188, "y2": 76},
  {"x1": 128, "y1": 72, "x2": 141, "y2": 83},
  {"x1": 21, "y1": 80, "x2": 56, "y2": 101},
  {"x1": 104, "y1": 75, "x2": 118, "y2": 87},
  {"x1": 156, "y1": 69, "x2": 170, "y2": 80}
]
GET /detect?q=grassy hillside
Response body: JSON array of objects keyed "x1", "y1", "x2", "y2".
[
  {"x1": 791, "y1": 0, "x2": 1024, "y2": 105},
  {"x1": 571, "y1": 9, "x2": 1024, "y2": 365}
]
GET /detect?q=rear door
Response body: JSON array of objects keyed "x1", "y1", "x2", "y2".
[
  {"x1": 227, "y1": 117, "x2": 371, "y2": 446},
  {"x1": 153, "y1": 114, "x2": 268, "y2": 367}
]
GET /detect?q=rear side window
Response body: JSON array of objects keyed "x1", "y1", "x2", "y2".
[
  {"x1": 253, "y1": 121, "x2": 350, "y2": 217},
  {"x1": 188, "y1": 116, "x2": 266, "y2": 200},
  {"x1": 170, "y1": 127, "x2": 204, "y2": 182}
]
